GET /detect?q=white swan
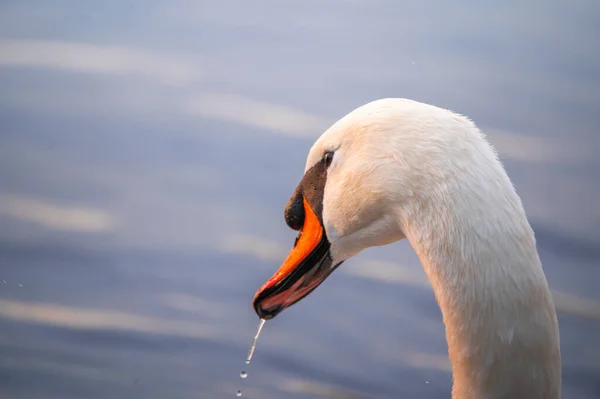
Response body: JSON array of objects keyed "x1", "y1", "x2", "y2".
[{"x1": 252, "y1": 98, "x2": 561, "y2": 398}]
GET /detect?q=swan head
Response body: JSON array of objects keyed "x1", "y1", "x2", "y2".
[{"x1": 253, "y1": 98, "x2": 496, "y2": 319}]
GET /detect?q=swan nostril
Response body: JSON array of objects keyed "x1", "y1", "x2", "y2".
[{"x1": 293, "y1": 232, "x2": 302, "y2": 247}]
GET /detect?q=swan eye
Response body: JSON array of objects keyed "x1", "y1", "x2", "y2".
[{"x1": 323, "y1": 151, "x2": 334, "y2": 167}]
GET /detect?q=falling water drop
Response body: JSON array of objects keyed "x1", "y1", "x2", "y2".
[
  {"x1": 237, "y1": 319, "x2": 266, "y2": 397},
  {"x1": 246, "y1": 318, "x2": 266, "y2": 364}
]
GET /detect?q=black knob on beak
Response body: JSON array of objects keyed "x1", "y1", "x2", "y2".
[{"x1": 285, "y1": 190, "x2": 304, "y2": 231}]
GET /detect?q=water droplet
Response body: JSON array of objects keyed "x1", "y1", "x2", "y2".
[
  {"x1": 240, "y1": 370, "x2": 247, "y2": 379},
  {"x1": 246, "y1": 318, "x2": 266, "y2": 364},
  {"x1": 236, "y1": 390, "x2": 242, "y2": 397}
]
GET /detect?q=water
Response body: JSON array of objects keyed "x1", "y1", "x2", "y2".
[
  {"x1": 237, "y1": 371, "x2": 247, "y2": 397},
  {"x1": 237, "y1": 319, "x2": 266, "y2": 397},
  {"x1": 246, "y1": 318, "x2": 266, "y2": 365}
]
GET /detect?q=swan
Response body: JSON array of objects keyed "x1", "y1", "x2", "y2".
[{"x1": 252, "y1": 98, "x2": 561, "y2": 398}]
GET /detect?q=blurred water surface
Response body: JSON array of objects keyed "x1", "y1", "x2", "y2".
[{"x1": 0, "y1": 1, "x2": 599, "y2": 398}]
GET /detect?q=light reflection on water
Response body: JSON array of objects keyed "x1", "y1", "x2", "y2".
[{"x1": 0, "y1": 1, "x2": 599, "y2": 398}]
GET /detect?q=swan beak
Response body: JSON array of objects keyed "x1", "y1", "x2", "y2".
[{"x1": 253, "y1": 198, "x2": 338, "y2": 319}]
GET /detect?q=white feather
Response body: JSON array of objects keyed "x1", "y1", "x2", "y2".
[{"x1": 306, "y1": 98, "x2": 561, "y2": 399}]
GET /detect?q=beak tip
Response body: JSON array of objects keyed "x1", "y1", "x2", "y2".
[
  {"x1": 253, "y1": 293, "x2": 283, "y2": 320},
  {"x1": 253, "y1": 303, "x2": 279, "y2": 320}
]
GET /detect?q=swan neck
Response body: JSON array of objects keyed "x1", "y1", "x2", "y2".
[{"x1": 400, "y1": 189, "x2": 561, "y2": 398}]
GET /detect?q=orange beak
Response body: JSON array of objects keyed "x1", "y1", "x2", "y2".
[{"x1": 253, "y1": 197, "x2": 340, "y2": 319}]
